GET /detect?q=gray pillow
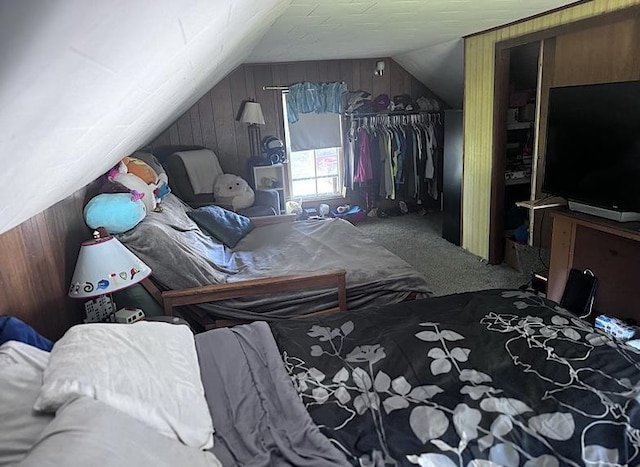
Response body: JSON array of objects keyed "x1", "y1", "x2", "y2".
[
  {"x1": 188, "y1": 205, "x2": 254, "y2": 248},
  {"x1": 18, "y1": 397, "x2": 222, "y2": 467},
  {"x1": 0, "y1": 341, "x2": 53, "y2": 466}
]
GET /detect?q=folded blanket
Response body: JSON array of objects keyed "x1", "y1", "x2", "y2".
[
  {"x1": 195, "y1": 322, "x2": 350, "y2": 467},
  {"x1": 174, "y1": 149, "x2": 223, "y2": 195}
]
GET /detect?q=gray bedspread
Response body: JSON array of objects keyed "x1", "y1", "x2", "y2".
[
  {"x1": 118, "y1": 194, "x2": 431, "y2": 320},
  {"x1": 195, "y1": 321, "x2": 350, "y2": 467}
]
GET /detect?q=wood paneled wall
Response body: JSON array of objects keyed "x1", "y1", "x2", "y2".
[
  {"x1": 0, "y1": 184, "x2": 95, "y2": 340},
  {"x1": 463, "y1": 0, "x2": 640, "y2": 260},
  {"x1": 149, "y1": 58, "x2": 436, "y2": 181}
]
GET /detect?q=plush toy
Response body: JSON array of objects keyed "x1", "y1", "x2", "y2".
[
  {"x1": 213, "y1": 174, "x2": 255, "y2": 211},
  {"x1": 129, "y1": 152, "x2": 171, "y2": 203},
  {"x1": 121, "y1": 156, "x2": 159, "y2": 185},
  {"x1": 84, "y1": 193, "x2": 147, "y2": 234},
  {"x1": 108, "y1": 161, "x2": 157, "y2": 212}
]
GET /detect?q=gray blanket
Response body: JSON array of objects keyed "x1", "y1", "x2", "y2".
[
  {"x1": 195, "y1": 322, "x2": 350, "y2": 467},
  {"x1": 118, "y1": 194, "x2": 431, "y2": 320}
]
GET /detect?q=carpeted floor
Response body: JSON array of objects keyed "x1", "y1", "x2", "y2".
[{"x1": 356, "y1": 212, "x2": 527, "y2": 296}]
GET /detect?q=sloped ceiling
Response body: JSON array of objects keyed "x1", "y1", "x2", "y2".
[
  {"x1": 247, "y1": 0, "x2": 579, "y2": 108},
  {"x1": 0, "y1": 0, "x2": 577, "y2": 235},
  {"x1": 0, "y1": 0, "x2": 288, "y2": 235}
]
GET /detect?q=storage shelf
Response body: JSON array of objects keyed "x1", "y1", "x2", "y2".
[
  {"x1": 515, "y1": 196, "x2": 567, "y2": 210},
  {"x1": 507, "y1": 122, "x2": 533, "y2": 130},
  {"x1": 505, "y1": 178, "x2": 531, "y2": 186}
]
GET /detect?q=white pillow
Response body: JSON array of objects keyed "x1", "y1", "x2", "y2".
[
  {"x1": 0, "y1": 341, "x2": 53, "y2": 465},
  {"x1": 34, "y1": 322, "x2": 214, "y2": 450}
]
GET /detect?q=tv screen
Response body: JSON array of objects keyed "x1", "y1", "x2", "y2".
[{"x1": 542, "y1": 81, "x2": 640, "y2": 213}]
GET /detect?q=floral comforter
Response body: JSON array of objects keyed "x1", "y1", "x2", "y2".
[{"x1": 269, "y1": 289, "x2": 640, "y2": 466}]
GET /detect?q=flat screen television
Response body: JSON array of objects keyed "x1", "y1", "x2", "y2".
[{"x1": 542, "y1": 81, "x2": 640, "y2": 221}]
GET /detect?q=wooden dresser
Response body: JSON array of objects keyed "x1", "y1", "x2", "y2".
[{"x1": 548, "y1": 211, "x2": 640, "y2": 321}]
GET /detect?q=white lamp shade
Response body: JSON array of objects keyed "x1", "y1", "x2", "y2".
[
  {"x1": 240, "y1": 101, "x2": 265, "y2": 125},
  {"x1": 68, "y1": 236, "x2": 151, "y2": 298}
]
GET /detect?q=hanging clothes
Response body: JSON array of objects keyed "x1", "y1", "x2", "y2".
[{"x1": 345, "y1": 112, "x2": 441, "y2": 206}]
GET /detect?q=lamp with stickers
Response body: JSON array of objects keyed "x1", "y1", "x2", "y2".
[{"x1": 68, "y1": 230, "x2": 151, "y2": 323}]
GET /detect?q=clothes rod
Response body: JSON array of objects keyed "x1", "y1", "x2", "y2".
[
  {"x1": 263, "y1": 85, "x2": 289, "y2": 91},
  {"x1": 345, "y1": 110, "x2": 442, "y2": 118}
]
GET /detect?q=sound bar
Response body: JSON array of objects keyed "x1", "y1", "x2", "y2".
[{"x1": 568, "y1": 201, "x2": 640, "y2": 222}]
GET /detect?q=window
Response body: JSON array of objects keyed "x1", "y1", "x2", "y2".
[{"x1": 282, "y1": 93, "x2": 343, "y2": 200}]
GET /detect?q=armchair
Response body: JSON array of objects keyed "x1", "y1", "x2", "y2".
[{"x1": 162, "y1": 149, "x2": 279, "y2": 217}]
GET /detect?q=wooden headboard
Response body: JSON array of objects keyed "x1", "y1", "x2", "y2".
[{"x1": 0, "y1": 182, "x2": 97, "y2": 340}]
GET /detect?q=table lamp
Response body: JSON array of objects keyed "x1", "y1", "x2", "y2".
[
  {"x1": 239, "y1": 100, "x2": 265, "y2": 158},
  {"x1": 68, "y1": 233, "x2": 151, "y2": 323}
]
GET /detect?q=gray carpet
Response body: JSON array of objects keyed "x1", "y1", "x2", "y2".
[{"x1": 356, "y1": 212, "x2": 527, "y2": 296}]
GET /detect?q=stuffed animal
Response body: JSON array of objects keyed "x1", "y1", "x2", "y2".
[
  {"x1": 121, "y1": 156, "x2": 159, "y2": 185},
  {"x1": 213, "y1": 174, "x2": 255, "y2": 211},
  {"x1": 108, "y1": 161, "x2": 157, "y2": 212},
  {"x1": 84, "y1": 193, "x2": 146, "y2": 234},
  {"x1": 129, "y1": 152, "x2": 171, "y2": 203}
]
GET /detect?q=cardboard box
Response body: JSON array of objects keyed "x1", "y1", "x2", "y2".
[
  {"x1": 504, "y1": 239, "x2": 548, "y2": 275},
  {"x1": 504, "y1": 238, "x2": 523, "y2": 272}
]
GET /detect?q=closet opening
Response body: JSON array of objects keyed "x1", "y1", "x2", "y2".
[{"x1": 490, "y1": 41, "x2": 541, "y2": 265}]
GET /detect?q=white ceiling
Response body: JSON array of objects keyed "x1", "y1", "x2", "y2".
[
  {"x1": 0, "y1": 0, "x2": 579, "y2": 235},
  {"x1": 247, "y1": 0, "x2": 579, "y2": 108}
]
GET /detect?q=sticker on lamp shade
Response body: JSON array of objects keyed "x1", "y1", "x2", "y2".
[
  {"x1": 82, "y1": 282, "x2": 95, "y2": 294},
  {"x1": 130, "y1": 267, "x2": 140, "y2": 280},
  {"x1": 119, "y1": 272, "x2": 127, "y2": 280},
  {"x1": 69, "y1": 283, "x2": 79, "y2": 295},
  {"x1": 110, "y1": 273, "x2": 118, "y2": 284},
  {"x1": 97, "y1": 279, "x2": 110, "y2": 290}
]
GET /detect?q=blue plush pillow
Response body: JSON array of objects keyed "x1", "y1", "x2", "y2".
[
  {"x1": 187, "y1": 205, "x2": 254, "y2": 248},
  {"x1": 0, "y1": 316, "x2": 53, "y2": 351}
]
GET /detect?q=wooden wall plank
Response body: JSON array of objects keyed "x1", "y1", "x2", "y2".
[
  {"x1": 189, "y1": 105, "x2": 203, "y2": 146},
  {"x1": 228, "y1": 66, "x2": 250, "y2": 163},
  {"x1": 199, "y1": 91, "x2": 218, "y2": 151},
  {"x1": 351, "y1": 61, "x2": 361, "y2": 90},
  {"x1": 389, "y1": 59, "x2": 404, "y2": 98},
  {"x1": 176, "y1": 112, "x2": 193, "y2": 145},
  {"x1": 286, "y1": 62, "x2": 307, "y2": 85},
  {"x1": 270, "y1": 64, "x2": 288, "y2": 138},
  {"x1": 358, "y1": 60, "x2": 373, "y2": 97},
  {"x1": 211, "y1": 77, "x2": 239, "y2": 174},
  {"x1": 339, "y1": 60, "x2": 354, "y2": 90},
  {"x1": 150, "y1": 58, "x2": 443, "y2": 186},
  {"x1": 0, "y1": 184, "x2": 93, "y2": 340},
  {"x1": 553, "y1": 17, "x2": 640, "y2": 86},
  {"x1": 169, "y1": 124, "x2": 180, "y2": 145},
  {"x1": 326, "y1": 61, "x2": 341, "y2": 82}
]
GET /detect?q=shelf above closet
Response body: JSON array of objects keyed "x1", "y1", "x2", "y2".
[
  {"x1": 515, "y1": 196, "x2": 567, "y2": 210},
  {"x1": 507, "y1": 122, "x2": 533, "y2": 130}
]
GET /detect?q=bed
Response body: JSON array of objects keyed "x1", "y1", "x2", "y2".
[
  {"x1": 5, "y1": 289, "x2": 639, "y2": 466},
  {"x1": 116, "y1": 193, "x2": 431, "y2": 323}
]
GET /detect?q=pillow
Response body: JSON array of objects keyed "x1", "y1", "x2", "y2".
[
  {"x1": 34, "y1": 322, "x2": 214, "y2": 450},
  {"x1": 0, "y1": 341, "x2": 54, "y2": 465},
  {"x1": 0, "y1": 316, "x2": 53, "y2": 351},
  {"x1": 18, "y1": 397, "x2": 222, "y2": 467},
  {"x1": 188, "y1": 205, "x2": 254, "y2": 248}
]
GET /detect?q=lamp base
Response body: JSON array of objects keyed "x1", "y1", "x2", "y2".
[{"x1": 83, "y1": 295, "x2": 116, "y2": 323}]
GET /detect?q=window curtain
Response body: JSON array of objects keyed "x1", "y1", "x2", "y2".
[
  {"x1": 289, "y1": 112, "x2": 342, "y2": 152},
  {"x1": 286, "y1": 81, "x2": 347, "y2": 151},
  {"x1": 286, "y1": 81, "x2": 347, "y2": 124}
]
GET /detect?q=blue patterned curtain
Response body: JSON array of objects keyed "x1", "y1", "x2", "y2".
[{"x1": 286, "y1": 81, "x2": 348, "y2": 123}]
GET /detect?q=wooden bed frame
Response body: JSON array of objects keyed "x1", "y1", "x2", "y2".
[{"x1": 143, "y1": 268, "x2": 348, "y2": 330}]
